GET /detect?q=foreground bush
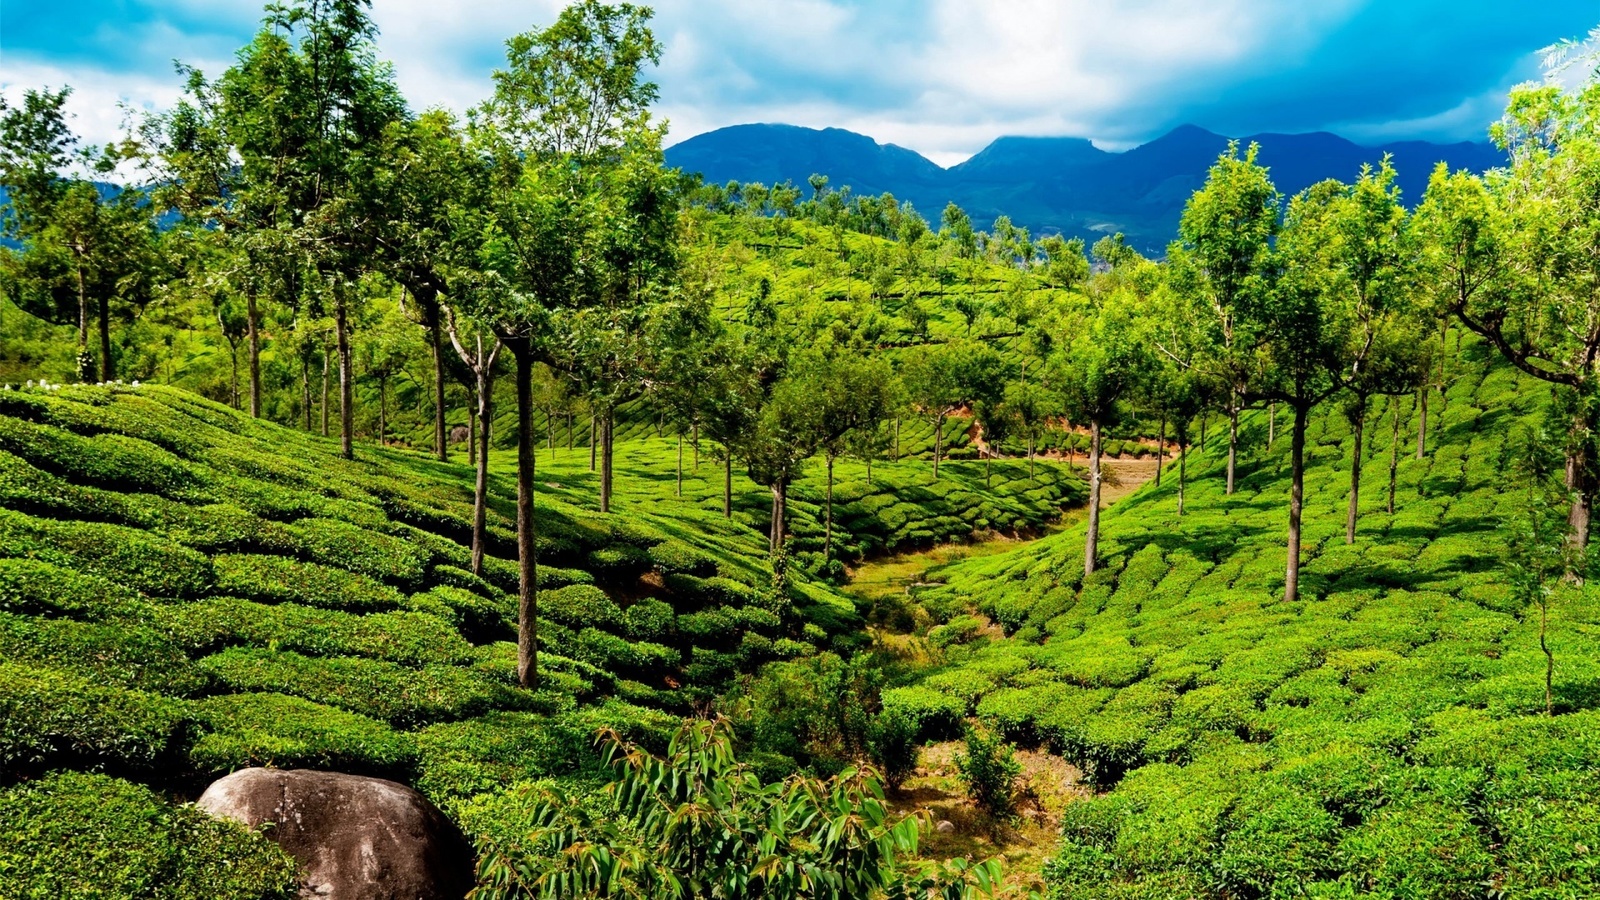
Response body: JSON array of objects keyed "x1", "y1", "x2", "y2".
[
  {"x1": 471, "y1": 718, "x2": 1003, "y2": 900},
  {"x1": 0, "y1": 771, "x2": 297, "y2": 900}
]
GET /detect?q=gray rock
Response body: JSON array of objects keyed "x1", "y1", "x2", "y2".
[
  {"x1": 197, "y1": 768, "x2": 473, "y2": 900},
  {"x1": 935, "y1": 819, "x2": 956, "y2": 834}
]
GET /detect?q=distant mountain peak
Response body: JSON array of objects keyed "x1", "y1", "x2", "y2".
[{"x1": 664, "y1": 122, "x2": 1501, "y2": 252}]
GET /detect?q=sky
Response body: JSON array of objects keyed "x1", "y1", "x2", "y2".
[{"x1": 3, "y1": 1, "x2": 1597, "y2": 167}]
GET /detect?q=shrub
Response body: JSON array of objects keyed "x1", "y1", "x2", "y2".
[
  {"x1": 414, "y1": 712, "x2": 597, "y2": 802},
  {"x1": 0, "y1": 509, "x2": 215, "y2": 598},
  {"x1": 0, "y1": 612, "x2": 206, "y2": 695},
  {"x1": 542, "y1": 584, "x2": 625, "y2": 631},
  {"x1": 648, "y1": 540, "x2": 719, "y2": 577},
  {"x1": 880, "y1": 685, "x2": 965, "y2": 742},
  {"x1": 623, "y1": 598, "x2": 677, "y2": 641},
  {"x1": 586, "y1": 544, "x2": 653, "y2": 583},
  {"x1": 0, "y1": 661, "x2": 183, "y2": 774},
  {"x1": 0, "y1": 771, "x2": 298, "y2": 900},
  {"x1": 199, "y1": 648, "x2": 536, "y2": 727},
  {"x1": 282, "y1": 517, "x2": 428, "y2": 585},
  {"x1": 185, "y1": 692, "x2": 417, "y2": 778},
  {"x1": 0, "y1": 558, "x2": 145, "y2": 619},
  {"x1": 212, "y1": 554, "x2": 404, "y2": 611},
  {"x1": 868, "y1": 705, "x2": 921, "y2": 792},
  {"x1": 157, "y1": 598, "x2": 473, "y2": 666},
  {"x1": 955, "y1": 725, "x2": 1022, "y2": 825}
]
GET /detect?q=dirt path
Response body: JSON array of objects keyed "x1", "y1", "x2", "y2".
[{"x1": 1098, "y1": 454, "x2": 1166, "y2": 506}]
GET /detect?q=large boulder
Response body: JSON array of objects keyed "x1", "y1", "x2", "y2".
[{"x1": 197, "y1": 768, "x2": 473, "y2": 900}]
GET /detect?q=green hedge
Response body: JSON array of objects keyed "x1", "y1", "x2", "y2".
[
  {"x1": 0, "y1": 509, "x2": 215, "y2": 598},
  {"x1": 185, "y1": 692, "x2": 417, "y2": 778},
  {"x1": 0, "y1": 558, "x2": 146, "y2": 619},
  {"x1": 542, "y1": 584, "x2": 624, "y2": 632},
  {"x1": 211, "y1": 554, "x2": 404, "y2": 611},
  {"x1": 0, "y1": 612, "x2": 206, "y2": 695},
  {"x1": 0, "y1": 771, "x2": 297, "y2": 900},
  {"x1": 199, "y1": 648, "x2": 538, "y2": 727},
  {"x1": 157, "y1": 598, "x2": 473, "y2": 666},
  {"x1": 0, "y1": 661, "x2": 183, "y2": 774}
]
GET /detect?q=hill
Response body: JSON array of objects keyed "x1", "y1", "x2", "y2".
[
  {"x1": 884, "y1": 335, "x2": 1600, "y2": 897},
  {"x1": 0, "y1": 380, "x2": 1085, "y2": 895},
  {"x1": 666, "y1": 124, "x2": 1505, "y2": 252}
]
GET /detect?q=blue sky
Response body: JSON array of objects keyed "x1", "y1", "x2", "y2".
[{"x1": 3, "y1": 1, "x2": 1596, "y2": 166}]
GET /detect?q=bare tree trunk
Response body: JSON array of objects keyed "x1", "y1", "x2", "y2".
[
  {"x1": 1286, "y1": 404, "x2": 1308, "y2": 603},
  {"x1": 471, "y1": 369, "x2": 493, "y2": 576},
  {"x1": 1566, "y1": 420, "x2": 1592, "y2": 561},
  {"x1": 468, "y1": 399, "x2": 478, "y2": 468},
  {"x1": 776, "y1": 481, "x2": 789, "y2": 552},
  {"x1": 336, "y1": 297, "x2": 353, "y2": 460},
  {"x1": 1388, "y1": 397, "x2": 1403, "y2": 515},
  {"x1": 430, "y1": 319, "x2": 447, "y2": 462},
  {"x1": 1226, "y1": 403, "x2": 1239, "y2": 495},
  {"x1": 1346, "y1": 397, "x2": 1366, "y2": 544},
  {"x1": 98, "y1": 287, "x2": 114, "y2": 383},
  {"x1": 512, "y1": 345, "x2": 538, "y2": 689},
  {"x1": 301, "y1": 353, "x2": 312, "y2": 430},
  {"x1": 1268, "y1": 402, "x2": 1276, "y2": 450},
  {"x1": 1416, "y1": 385, "x2": 1428, "y2": 459},
  {"x1": 1085, "y1": 419, "x2": 1103, "y2": 577},
  {"x1": 1155, "y1": 412, "x2": 1166, "y2": 488},
  {"x1": 724, "y1": 452, "x2": 733, "y2": 519},
  {"x1": 1178, "y1": 442, "x2": 1187, "y2": 516},
  {"x1": 825, "y1": 455, "x2": 835, "y2": 560},
  {"x1": 589, "y1": 414, "x2": 597, "y2": 471},
  {"x1": 321, "y1": 344, "x2": 331, "y2": 438},
  {"x1": 600, "y1": 411, "x2": 614, "y2": 513},
  {"x1": 246, "y1": 290, "x2": 260, "y2": 417}
]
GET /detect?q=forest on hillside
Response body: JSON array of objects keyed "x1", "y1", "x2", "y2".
[{"x1": 4, "y1": 1, "x2": 1600, "y2": 898}]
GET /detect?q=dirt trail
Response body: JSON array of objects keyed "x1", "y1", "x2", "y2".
[{"x1": 1097, "y1": 455, "x2": 1166, "y2": 506}]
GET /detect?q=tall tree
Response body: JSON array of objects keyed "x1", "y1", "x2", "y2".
[
  {"x1": 1167, "y1": 142, "x2": 1280, "y2": 496},
  {"x1": 470, "y1": 0, "x2": 662, "y2": 687}
]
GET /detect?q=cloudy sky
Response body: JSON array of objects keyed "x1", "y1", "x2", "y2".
[{"x1": 4, "y1": 1, "x2": 1596, "y2": 166}]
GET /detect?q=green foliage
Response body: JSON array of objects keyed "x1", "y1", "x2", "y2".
[
  {"x1": 868, "y1": 704, "x2": 921, "y2": 792},
  {"x1": 471, "y1": 718, "x2": 1002, "y2": 900},
  {"x1": 0, "y1": 772, "x2": 297, "y2": 900},
  {"x1": 0, "y1": 661, "x2": 183, "y2": 774},
  {"x1": 186, "y1": 692, "x2": 417, "y2": 777},
  {"x1": 955, "y1": 726, "x2": 1022, "y2": 825}
]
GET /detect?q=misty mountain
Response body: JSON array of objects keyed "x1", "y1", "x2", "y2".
[{"x1": 665, "y1": 123, "x2": 1506, "y2": 254}]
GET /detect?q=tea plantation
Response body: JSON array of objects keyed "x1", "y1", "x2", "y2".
[
  {"x1": 0, "y1": 381, "x2": 1083, "y2": 897},
  {"x1": 896, "y1": 337, "x2": 1600, "y2": 898}
]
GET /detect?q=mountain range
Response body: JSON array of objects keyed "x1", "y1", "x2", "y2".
[{"x1": 664, "y1": 123, "x2": 1506, "y2": 253}]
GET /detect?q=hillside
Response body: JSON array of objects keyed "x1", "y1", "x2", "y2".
[
  {"x1": 666, "y1": 123, "x2": 1505, "y2": 252},
  {"x1": 886, "y1": 336, "x2": 1600, "y2": 897},
  {"x1": 0, "y1": 381, "x2": 1085, "y2": 895}
]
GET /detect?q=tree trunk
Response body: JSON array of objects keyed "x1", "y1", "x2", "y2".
[
  {"x1": 512, "y1": 345, "x2": 538, "y2": 689},
  {"x1": 825, "y1": 455, "x2": 835, "y2": 560},
  {"x1": 724, "y1": 452, "x2": 733, "y2": 519},
  {"x1": 1268, "y1": 402, "x2": 1276, "y2": 450},
  {"x1": 336, "y1": 297, "x2": 353, "y2": 460},
  {"x1": 1028, "y1": 434, "x2": 1036, "y2": 482},
  {"x1": 468, "y1": 398, "x2": 478, "y2": 468},
  {"x1": 246, "y1": 290, "x2": 260, "y2": 417},
  {"x1": 1226, "y1": 403, "x2": 1239, "y2": 495},
  {"x1": 321, "y1": 344, "x2": 331, "y2": 438},
  {"x1": 1388, "y1": 397, "x2": 1403, "y2": 515},
  {"x1": 894, "y1": 418, "x2": 900, "y2": 461},
  {"x1": 589, "y1": 414, "x2": 597, "y2": 471},
  {"x1": 1178, "y1": 442, "x2": 1187, "y2": 516},
  {"x1": 301, "y1": 354, "x2": 312, "y2": 430},
  {"x1": 98, "y1": 284, "x2": 113, "y2": 383},
  {"x1": 1541, "y1": 598, "x2": 1554, "y2": 716},
  {"x1": 769, "y1": 481, "x2": 787, "y2": 552},
  {"x1": 1416, "y1": 385, "x2": 1428, "y2": 459},
  {"x1": 676, "y1": 432, "x2": 683, "y2": 498},
  {"x1": 75, "y1": 261, "x2": 89, "y2": 363},
  {"x1": 600, "y1": 411, "x2": 614, "y2": 513},
  {"x1": 547, "y1": 410, "x2": 555, "y2": 461},
  {"x1": 693, "y1": 422, "x2": 700, "y2": 470},
  {"x1": 378, "y1": 377, "x2": 388, "y2": 447},
  {"x1": 1155, "y1": 412, "x2": 1166, "y2": 488},
  {"x1": 1286, "y1": 404, "x2": 1308, "y2": 603},
  {"x1": 1085, "y1": 419, "x2": 1103, "y2": 577},
  {"x1": 1565, "y1": 417, "x2": 1592, "y2": 561},
  {"x1": 430, "y1": 319, "x2": 448, "y2": 462},
  {"x1": 228, "y1": 344, "x2": 240, "y2": 409},
  {"x1": 471, "y1": 369, "x2": 493, "y2": 576},
  {"x1": 985, "y1": 450, "x2": 991, "y2": 487},
  {"x1": 1346, "y1": 397, "x2": 1366, "y2": 544}
]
